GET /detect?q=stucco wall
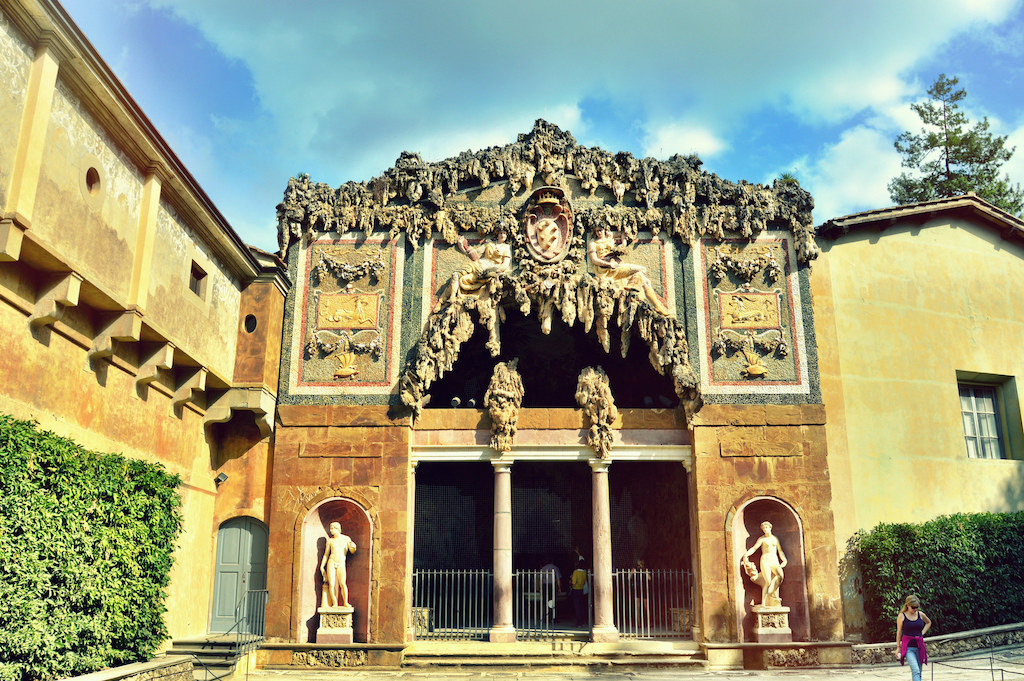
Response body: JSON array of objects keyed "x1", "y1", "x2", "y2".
[
  {"x1": 34, "y1": 79, "x2": 143, "y2": 301},
  {"x1": 0, "y1": 10, "x2": 32, "y2": 209},
  {"x1": 816, "y1": 217, "x2": 1024, "y2": 550},
  {"x1": 148, "y1": 201, "x2": 240, "y2": 378}
]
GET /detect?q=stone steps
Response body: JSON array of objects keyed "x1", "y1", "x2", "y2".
[
  {"x1": 170, "y1": 635, "x2": 257, "y2": 680},
  {"x1": 402, "y1": 640, "x2": 705, "y2": 669}
]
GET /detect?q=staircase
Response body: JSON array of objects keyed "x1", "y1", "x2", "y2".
[
  {"x1": 402, "y1": 639, "x2": 706, "y2": 669},
  {"x1": 170, "y1": 634, "x2": 260, "y2": 680}
]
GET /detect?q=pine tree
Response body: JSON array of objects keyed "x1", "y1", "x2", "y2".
[{"x1": 888, "y1": 74, "x2": 1024, "y2": 215}]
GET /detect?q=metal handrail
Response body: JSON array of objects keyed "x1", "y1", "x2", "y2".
[
  {"x1": 223, "y1": 589, "x2": 269, "y2": 656},
  {"x1": 927, "y1": 655, "x2": 1024, "y2": 680},
  {"x1": 186, "y1": 652, "x2": 216, "y2": 681}
]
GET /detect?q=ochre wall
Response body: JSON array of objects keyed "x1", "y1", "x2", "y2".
[
  {"x1": 815, "y1": 219, "x2": 1024, "y2": 549},
  {"x1": 147, "y1": 202, "x2": 240, "y2": 379},
  {"x1": 0, "y1": 11, "x2": 32, "y2": 209},
  {"x1": 267, "y1": 406, "x2": 411, "y2": 645},
  {"x1": 0, "y1": 6, "x2": 282, "y2": 645},
  {"x1": 0, "y1": 293, "x2": 218, "y2": 640},
  {"x1": 34, "y1": 80, "x2": 143, "y2": 302},
  {"x1": 690, "y1": 404, "x2": 843, "y2": 643}
]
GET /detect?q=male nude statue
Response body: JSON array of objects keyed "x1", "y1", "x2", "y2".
[{"x1": 320, "y1": 521, "x2": 357, "y2": 607}]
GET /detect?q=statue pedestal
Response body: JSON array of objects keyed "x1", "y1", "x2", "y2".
[
  {"x1": 752, "y1": 605, "x2": 792, "y2": 643},
  {"x1": 317, "y1": 606, "x2": 354, "y2": 644}
]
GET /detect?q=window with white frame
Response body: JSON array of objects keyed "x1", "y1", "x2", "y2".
[{"x1": 959, "y1": 383, "x2": 1005, "y2": 459}]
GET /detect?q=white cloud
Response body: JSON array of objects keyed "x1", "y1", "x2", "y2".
[
  {"x1": 1002, "y1": 122, "x2": 1024, "y2": 189},
  {"x1": 800, "y1": 126, "x2": 904, "y2": 223},
  {"x1": 64, "y1": 0, "x2": 1024, "y2": 248},
  {"x1": 145, "y1": 0, "x2": 1021, "y2": 166},
  {"x1": 643, "y1": 123, "x2": 726, "y2": 159}
]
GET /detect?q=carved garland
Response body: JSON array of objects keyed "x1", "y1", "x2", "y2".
[
  {"x1": 304, "y1": 330, "x2": 383, "y2": 361},
  {"x1": 312, "y1": 248, "x2": 385, "y2": 285},
  {"x1": 708, "y1": 245, "x2": 782, "y2": 283}
]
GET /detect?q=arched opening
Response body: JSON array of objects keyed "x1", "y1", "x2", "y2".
[
  {"x1": 298, "y1": 498, "x2": 373, "y2": 643},
  {"x1": 210, "y1": 516, "x2": 268, "y2": 633},
  {"x1": 428, "y1": 309, "x2": 679, "y2": 409},
  {"x1": 731, "y1": 497, "x2": 809, "y2": 641}
]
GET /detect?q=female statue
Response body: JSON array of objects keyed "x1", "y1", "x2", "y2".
[{"x1": 742, "y1": 521, "x2": 787, "y2": 607}]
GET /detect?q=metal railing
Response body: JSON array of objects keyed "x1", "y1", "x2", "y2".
[
  {"x1": 512, "y1": 570, "x2": 558, "y2": 640},
  {"x1": 927, "y1": 653, "x2": 1024, "y2": 679},
  {"x1": 224, "y1": 589, "x2": 269, "y2": 655},
  {"x1": 613, "y1": 568, "x2": 693, "y2": 639},
  {"x1": 412, "y1": 569, "x2": 493, "y2": 640}
]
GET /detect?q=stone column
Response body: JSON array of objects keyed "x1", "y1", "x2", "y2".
[
  {"x1": 590, "y1": 459, "x2": 618, "y2": 642},
  {"x1": 684, "y1": 459, "x2": 702, "y2": 641},
  {"x1": 406, "y1": 461, "x2": 417, "y2": 642},
  {"x1": 489, "y1": 459, "x2": 515, "y2": 642}
]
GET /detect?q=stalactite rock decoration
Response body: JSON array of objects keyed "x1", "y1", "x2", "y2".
[
  {"x1": 484, "y1": 359, "x2": 525, "y2": 454},
  {"x1": 275, "y1": 120, "x2": 817, "y2": 262},
  {"x1": 575, "y1": 366, "x2": 618, "y2": 460},
  {"x1": 287, "y1": 120, "x2": 813, "y2": 419}
]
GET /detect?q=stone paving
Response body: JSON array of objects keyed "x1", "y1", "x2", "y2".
[{"x1": 248, "y1": 644, "x2": 1024, "y2": 681}]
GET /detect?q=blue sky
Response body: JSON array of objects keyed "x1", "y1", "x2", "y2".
[{"x1": 61, "y1": 0, "x2": 1024, "y2": 253}]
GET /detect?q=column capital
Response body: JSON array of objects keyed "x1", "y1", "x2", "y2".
[
  {"x1": 491, "y1": 458, "x2": 513, "y2": 473},
  {"x1": 588, "y1": 458, "x2": 611, "y2": 473}
]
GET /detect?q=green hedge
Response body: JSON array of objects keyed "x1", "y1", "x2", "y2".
[
  {"x1": 850, "y1": 512, "x2": 1024, "y2": 642},
  {"x1": 0, "y1": 415, "x2": 183, "y2": 681}
]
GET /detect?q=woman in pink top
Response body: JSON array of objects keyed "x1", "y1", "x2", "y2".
[{"x1": 895, "y1": 594, "x2": 932, "y2": 681}]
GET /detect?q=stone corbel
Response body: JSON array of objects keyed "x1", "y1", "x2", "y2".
[
  {"x1": 87, "y1": 309, "x2": 143, "y2": 369},
  {"x1": 29, "y1": 271, "x2": 82, "y2": 329},
  {"x1": 137, "y1": 342, "x2": 175, "y2": 389},
  {"x1": 172, "y1": 367, "x2": 207, "y2": 413},
  {"x1": 0, "y1": 213, "x2": 29, "y2": 262},
  {"x1": 203, "y1": 386, "x2": 277, "y2": 438}
]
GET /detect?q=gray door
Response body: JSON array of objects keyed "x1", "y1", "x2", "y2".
[{"x1": 210, "y1": 517, "x2": 268, "y2": 633}]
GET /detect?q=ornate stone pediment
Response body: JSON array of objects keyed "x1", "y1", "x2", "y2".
[{"x1": 277, "y1": 120, "x2": 819, "y2": 413}]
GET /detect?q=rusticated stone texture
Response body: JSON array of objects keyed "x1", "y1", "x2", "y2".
[
  {"x1": 691, "y1": 403, "x2": 843, "y2": 644},
  {"x1": 266, "y1": 412, "x2": 411, "y2": 646}
]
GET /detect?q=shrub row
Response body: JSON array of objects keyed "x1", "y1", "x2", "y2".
[
  {"x1": 0, "y1": 415, "x2": 183, "y2": 681},
  {"x1": 850, "y1": 511, "x2": 1024, "y2": 642}
]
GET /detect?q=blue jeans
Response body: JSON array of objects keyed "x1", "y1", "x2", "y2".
[{"x1": 905, "y1": 645, "x2": 922, "y2": 681}]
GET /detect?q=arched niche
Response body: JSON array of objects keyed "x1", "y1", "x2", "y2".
[
  {"x1": 298, "y1": 498, "x2": 372, "y2": 643},
  {"x1": 730, "y1": 496, "x2": 809, "y2": 642}
]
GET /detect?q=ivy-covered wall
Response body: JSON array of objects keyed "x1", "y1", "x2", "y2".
[{"x1": 0, "y1": 415, "x2": 183, "y2": 681}]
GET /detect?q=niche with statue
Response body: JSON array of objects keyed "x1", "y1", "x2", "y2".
[
  {"x1": 731, "y1": 497, "x2": 808, "y2": 642},
  {"x1": 298, "y1": 498, "x2": 372, "y2": 643}
]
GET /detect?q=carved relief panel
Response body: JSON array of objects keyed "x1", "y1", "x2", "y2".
[
  {"x1": 286, "y1": 236, "x2": 404, "y2": 396},
  {"x1": 694, "y1": 234, "x2": 810, "y2": 395}
]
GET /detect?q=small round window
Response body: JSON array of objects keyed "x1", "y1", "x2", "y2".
[
  {"x1": 85, "y1": 167, "x2": 101, "y2": 195},
  {"x1": 244, "y1": 314, "x2": 258, "y2": 333}
]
